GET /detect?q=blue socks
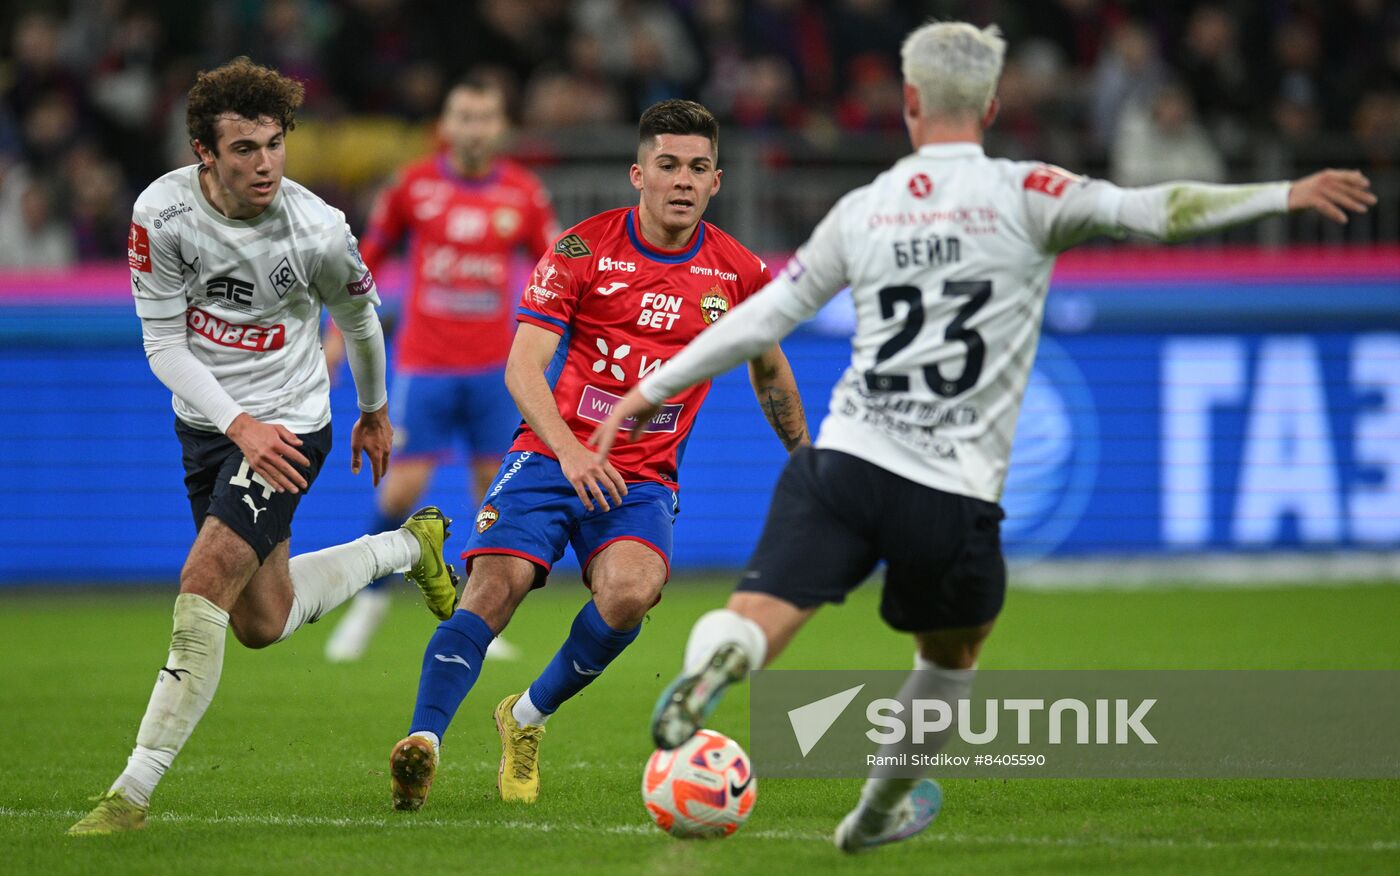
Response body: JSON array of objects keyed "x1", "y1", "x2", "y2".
[
  {"x1": 409, "y1": 609, "x2": 494, "y2": 739},
  {"x1": 364, "y1": 510, "x2": 402, "y2": 592},
  {"x1": 527, "y1": 601, "x2": 640, "y2": 715},
  {"x1": 409, "y1": 602, "x2": 639, "y2": 739}
]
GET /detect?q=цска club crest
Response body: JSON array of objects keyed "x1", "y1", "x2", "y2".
[
  {"x1": 475, "y1": 504, "x2": 500, "y2": 533},
  {"x1": 700, "y1": 286, "x2": 730, "y2": 325}
]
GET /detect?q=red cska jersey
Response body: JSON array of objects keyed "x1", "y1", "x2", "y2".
[
  {"x1": 514, "y1": 207, "x2": 771, "y2": 487},
  {"x1": 360, "y1": 154, "x2": 558, "y2": 372}
]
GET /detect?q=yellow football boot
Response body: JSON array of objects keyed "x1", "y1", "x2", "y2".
[
  {"x1": 67, "y1": 789, "x2": 147, "y2": 836},
  {"x1": 402, "y1": 507, "x2": 460, "y2": 620},
  {"x1": 495, "y1": 693, "x2": 545, "y2": 803}
]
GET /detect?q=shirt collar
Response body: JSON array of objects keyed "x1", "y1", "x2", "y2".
[{"x1": 915, "y1": 142, "x2": 986, "y2": 159}]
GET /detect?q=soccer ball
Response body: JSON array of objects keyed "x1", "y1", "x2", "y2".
[{"x1": 642, "y1": 729, "x2": 757, "y2": 839}]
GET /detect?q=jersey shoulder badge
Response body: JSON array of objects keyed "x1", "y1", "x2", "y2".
[
  {"x1": 1023, "y1": 164, "x2": 1082, "y2": 199},
  {"x1": 554, "y1": 233, "x2": 592, "y2": 259}
]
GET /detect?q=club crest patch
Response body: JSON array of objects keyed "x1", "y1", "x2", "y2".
[
  {"x1": 554, "y1": 233, "x2": 592, "y2": 258},
  {"x1": 700, "y1": 286, "x2": 730, "y2": 325},
  {"x1": 475, "y1": 504, "x2": 500, "y2": 533}
]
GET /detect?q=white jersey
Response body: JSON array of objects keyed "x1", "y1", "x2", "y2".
[
  {"x1": 788, "y1": 143, "x2": 1136, "y2": 502},
  {"x1": 129, "y1": 165, "x2": 380, "y2": 433}
]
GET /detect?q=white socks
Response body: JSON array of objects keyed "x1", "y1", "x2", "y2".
[
  {"x1": 683, "y1": 609, "x2": 769, "y2": 674},
  {"x1": 112, "y1": 593, "x2": 229, "y2": 807},
  {"x1": 277, "y1": 530, "x2": 418, "y2": 642},
  {"x1": 859, "y1": 655, "x2": 976, "y2": 815},
  {"x1": 512, "y1": 690, "x2": 550, "y2": 727}
]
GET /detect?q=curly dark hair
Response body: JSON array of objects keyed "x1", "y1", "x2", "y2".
[
  {"x1": 186, "y1": 57, "x2": 304, "y2": 156},
  {"x1": 638, "y1": 99, "x2": 718, "y2": 155}
]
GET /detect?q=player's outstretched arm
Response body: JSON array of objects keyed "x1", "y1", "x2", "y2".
[
  {"x1": 1285, "y1": 169, "x2": 1376, "y2": 224},
  {"x1": 1113, "y1": 169, "x2": 1376, "y2": 244},
  {"x1": 747, "y1": 345, "x2": 809, "y2": 453},
  {"x1": 507, "y1": 323, "x2": 628, "y2": 512}
]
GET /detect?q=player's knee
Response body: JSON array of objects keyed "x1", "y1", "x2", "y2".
[
  {"x1": 461, "y1": 556, "x2": 535, "y2": 633},
  {"x1": 592, "y1": 577, "x2": 660, "y2": 630},
  {"x1": 178, "y1": 562, "x2": 239, "y2": 608}
]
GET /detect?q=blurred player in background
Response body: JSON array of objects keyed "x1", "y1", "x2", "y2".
[
  {"x1": 387, "y1": 99, "x2": 810, "y2": 811},
  {"x1": 69, "y1": 58, "x2": 459, "y2": 836},
  {"x1": 593, "y1": 22, "x2": 1376, "y2": 853},
  {"x1": 323, "y1": 75, "x2": 557, "y2": 663}
]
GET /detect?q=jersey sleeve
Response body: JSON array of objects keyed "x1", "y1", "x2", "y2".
[
  {"x1": 313, "y1": 215, "x2": 382, "y2": 312},
  {"x1": 734, "y1": 252, "x2": 774, "y2": 305},
  {"x1": 129, "y1": 200, "x2": 194, "y2": 319},
  {"x1": 1019, "y1": 164, "x2": 1128, "y2": 254},
  {"x1": 1021, "y1": 163, "x2": 1293, "y2": 251},
  {"x1": 358, "y1": 173, "x2": 407, "y2": 271},
  {"x1": 516, "y1": 237, "x2": 586, "y2": 335}
]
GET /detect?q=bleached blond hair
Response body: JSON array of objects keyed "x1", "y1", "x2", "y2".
[{"x1": 900, "y1": 21, "x2": 1006, "y2": 119}]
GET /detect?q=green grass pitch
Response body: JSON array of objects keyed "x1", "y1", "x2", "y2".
[{"x1": 3, "y1": 578, "x2": 1398, "y2": 874}]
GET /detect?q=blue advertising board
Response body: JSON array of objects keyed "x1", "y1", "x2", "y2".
[{"x1": 1, "y1": 252, "x2": 1397, "y2": 582}]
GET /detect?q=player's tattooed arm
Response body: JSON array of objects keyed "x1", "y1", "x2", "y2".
[{"x1": 748, "y1": 345, "x2": 810, "y2": 453}]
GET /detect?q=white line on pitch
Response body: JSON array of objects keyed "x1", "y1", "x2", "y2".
[{"x1": 5, "y1": 807, "x2": 1397, "y2": 852}]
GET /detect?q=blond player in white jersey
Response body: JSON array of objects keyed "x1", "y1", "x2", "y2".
[
  {"x1": 591, "y1": 22, "x2": 1376, "y2": 854},
  {"x1": 69, "y1": 58, "x2": 461, "y2": 837}
]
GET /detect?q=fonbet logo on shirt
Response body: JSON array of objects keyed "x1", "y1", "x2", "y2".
[
  {"x1": 638, "y1": 291, "x2": 683, "y2": 330},
  {"x1": 186, "y1": 307, "x2": 287, "y2": 352},
  {"x1": 526, "y1": 263, "x2": 563, "y2": 305}
]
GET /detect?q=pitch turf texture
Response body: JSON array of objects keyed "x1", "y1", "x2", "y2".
[{"x1": 4, "y1": 579, "x2": 1398, "y2": 874}]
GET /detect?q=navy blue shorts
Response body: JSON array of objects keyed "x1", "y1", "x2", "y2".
[
  {"x1": 389, "y1": 369, "x2": 519, "y2": 462},
  {"x1": 175, "y1": 418, "x2": 332, "y2": 563},
  {"x1": 464, "y1": 450, "x2": 678, "y2": 587},
  {"x1": 738, "y1": 448, "x2": 1006, "y2": 632}
]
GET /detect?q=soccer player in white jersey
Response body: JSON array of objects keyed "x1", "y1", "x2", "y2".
[
  {"x1": 591, "y1": 22, "x2": 1376, "y2": 854},
  {"x1": 68, "y1": 58, "x2": 461, "y2": 836}
]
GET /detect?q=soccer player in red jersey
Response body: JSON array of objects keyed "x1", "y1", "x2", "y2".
[
  {"x1": 386, "y1": 100, "x2": 810, "y2": 811},
  {"x1": 324, "y1": 75, "x2": 558, "y2": 662}
]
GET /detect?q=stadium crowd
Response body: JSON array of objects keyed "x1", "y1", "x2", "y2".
[{"x1": 0, "y1": 0, "x2": 1397, "y2": 267}]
